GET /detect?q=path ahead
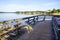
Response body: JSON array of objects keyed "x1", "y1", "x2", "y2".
[{"x1": 17, "y1": 21, "x2": 53, "y2": 40}]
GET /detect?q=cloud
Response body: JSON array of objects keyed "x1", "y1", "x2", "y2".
[
  {"x1": 0, "y1": 1, "x2": 59, "y2": 12},
  {"x1": 38, "y1": 2, "x2": 59, "y2": 10},
  {"x1": 0, "y1": 4, "x2": 40, "y2": 12},
  {"x1": 43, "y1": 2, "x2": 58, "y2": 6}
]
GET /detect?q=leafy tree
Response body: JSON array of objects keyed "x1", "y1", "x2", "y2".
[
  {"x1": 51, "y1": 8, "x2": 60, "y2": 13},
  {"x1": 57, "y1": 9, "x2": 60, "y2": 13},
  {"x1": 46, "y1": 12, "x2": 51, "y2": 16},
  {"x1": 16, "y1": 11, "x2": 20, "y2": 14}
]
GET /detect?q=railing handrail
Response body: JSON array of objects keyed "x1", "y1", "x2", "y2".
[{"x1": 0, "y1": 15, "x2": 46, "y2": 24}]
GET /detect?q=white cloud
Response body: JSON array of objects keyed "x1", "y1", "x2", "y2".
[
  {"x1": 42, "y1": 2, "x2": 58, "y2": 6},
  {"x1": 0, "y1": 4, "x2": 40, "y2": 12},
  {"x1": 0, "y1": 2, "x2": 59, "y2": 12},
  {"x1": 38, "y1": 2, "x2": 59, "y2": 10}
]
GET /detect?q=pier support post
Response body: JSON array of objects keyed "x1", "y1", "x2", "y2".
[
  {"x1": 36, "y1": 16, "x2": 38, "y2": 21},
  {"x1": 27, "y1": 18, "x2": 29, "y2": 23},
  {"x1": 33, "y1": 17, "x2": 36, "y2": 25},
  {"x1": 43, "y1": 15, "x2": 46, "y2": 21}
]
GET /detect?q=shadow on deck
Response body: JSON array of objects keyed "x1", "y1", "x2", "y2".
[{"x1": 17, "y1": 21, "x2": 54, "y2": 40}]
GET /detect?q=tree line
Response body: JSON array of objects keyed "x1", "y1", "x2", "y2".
[
  {"x1": 48, "y1": 9, "x2": 60, "y2": 13},
  {"x1": 46, "y1": 9, "x2": 60, "y2": 15},
  {"x1": 16, "y1": 9, "x2": 60, "y2": 15}
]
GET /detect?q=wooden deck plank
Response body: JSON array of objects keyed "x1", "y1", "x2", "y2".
[{"x1": 17, "y1": 21, "x2": 52, "y2": 40}]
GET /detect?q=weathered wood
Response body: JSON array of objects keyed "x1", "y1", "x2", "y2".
[
  {"x1": 43, "y1": 15, "x2": 46, "y2": 21},
  {"x1": 0, "y1": 15, "x2": 46, "y2": 39},
  {"x1": 17, "y1": 21, "x2": 53, "y2": 40},
  {"x1": 33, "y1": 17, "x2": 36, "y2": 24},
  {"x1": 27, "y1": 18, "x2": 30, "y2": 23},
  {"x1": 52, "y1": 16, "x2": 60, "y2": 40},
  {"x1": 52, "y1": 21, "x2": 58, "y2": 40},
  {"x1": 36, "y1": 16, "x2": 38, "y2": 21}
]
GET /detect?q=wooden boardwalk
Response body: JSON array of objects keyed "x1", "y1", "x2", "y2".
[{"x1": 17, "y1": 21, "x2": 53, "y2": 40}]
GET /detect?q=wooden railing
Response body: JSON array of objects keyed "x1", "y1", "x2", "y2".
[
  {"x1": 0, "y1": 15, "x2": 46, "y2": 40},
  {"x1": 52, "y1": 15, "x2": 60, "y2": 40},
  {"x1": 23, "y1": 15, "x2": 46, "y2": 24}
]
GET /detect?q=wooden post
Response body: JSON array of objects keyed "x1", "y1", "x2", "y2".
[
  {"x1": 33, "y1": 17, "x2": 35, "y2": 24},
  {"x1": 36, "y1": 16, "x2": 38, "y2": 21},
  {"x1": 27, "y1": 18, "x2": 30, "y2": 24},
  {"x1": 43, "y1": 15, "x2": 46, "y2": 21}
]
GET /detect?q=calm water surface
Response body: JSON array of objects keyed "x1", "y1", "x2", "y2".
[
  {"x1": 0, "y1": 13, "x2": 52, "y2": 22},
  {"x1": 0, "y1": 13, "x2": 34, "y2": 22}
]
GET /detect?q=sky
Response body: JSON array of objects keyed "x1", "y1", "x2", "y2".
[{"x1": 0, "y1": 0, "x2": 60, "y2": 12}]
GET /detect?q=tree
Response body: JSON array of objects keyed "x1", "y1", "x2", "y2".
[
  {"x1": 51, "y1": 8, "x2": 57, "y2": 13},
  {"x1": 16, "y1": 11, "x2": 20, "y2": 14},
  {"x1": 46, "y1": 10, "x2": 51, "y2": 15},
  {"x1": 57, "y1": 9, "x2": 60, "y2": 13}
]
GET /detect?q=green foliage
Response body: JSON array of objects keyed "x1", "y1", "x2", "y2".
[
  {"x1": 16, "y1": 11, "x2": 20, "y2": 14},
  {"x1": 46, "y1": 9, "x2": 60, "y2": 15},
  {"x1": 46, "y1": 12, "x2": 51, "y2": 16},
  {"x1": 51, "y1": 8, "x2": 60, "y2": 13},
  {"x1": 57, "y1": 9, "x2": 60, "y2": 12},
  {"x1": 15, "y1": 9, "x2": 60, "y2": 15},
  {"x1": 31, "y1": 12, "x2": 34, "y2": 15}
]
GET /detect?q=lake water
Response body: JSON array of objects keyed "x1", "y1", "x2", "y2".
[
  {"x1": 0, "y1": 13, "x2": 52, "y2": 22},
  {"x1": 0, "y1": 13, "x2": 34, "y2": 22}
]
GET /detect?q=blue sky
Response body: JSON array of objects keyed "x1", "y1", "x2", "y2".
[{"x1": 0, "y1": 0, "x2": 60, "y2": 12}]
